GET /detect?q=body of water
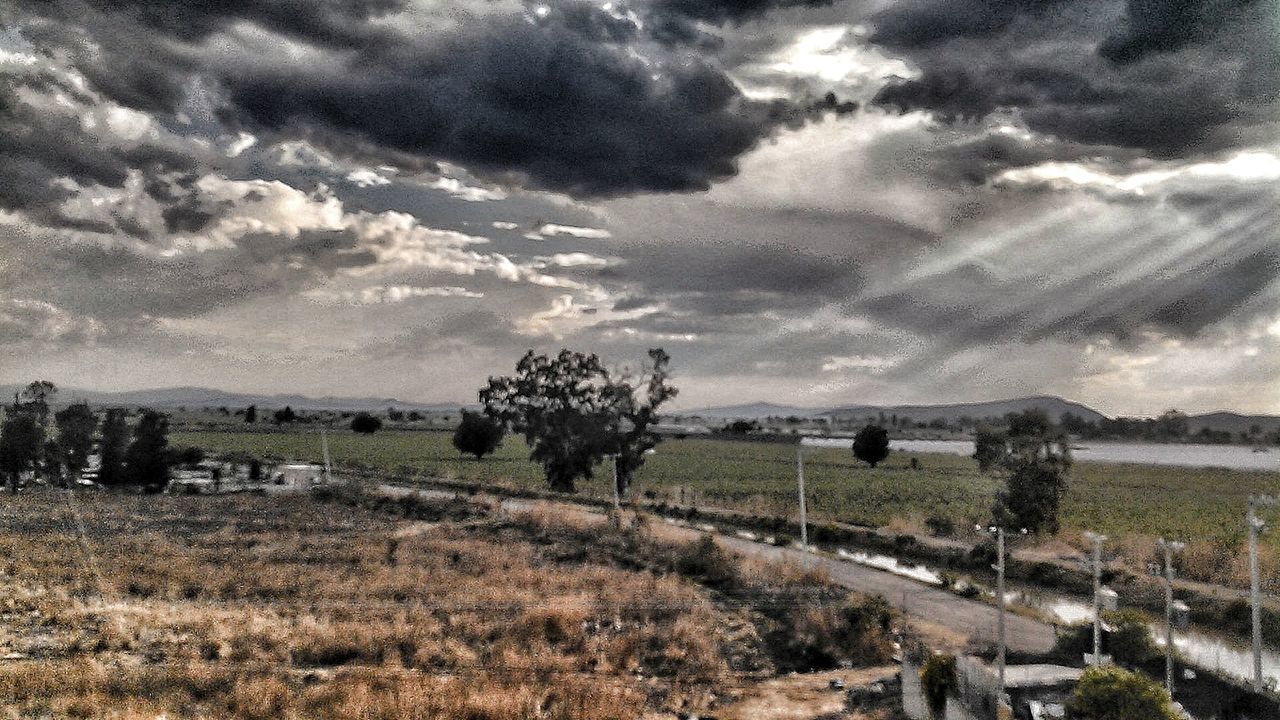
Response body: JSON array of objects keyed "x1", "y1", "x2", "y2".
[
  {"x1": 888, "y1": 439, "x2": 1280, "y2": 472},
  {"x1": 833, "y1": 544, "x2": 1280, "y2": 688},
  {"x1": 1013, "y1": 588, "x2": 1280, "y2": 689}
]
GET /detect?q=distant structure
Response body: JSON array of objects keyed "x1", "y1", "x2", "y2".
[{"x1": 267, "y1": 463, "x2": 327, "y2": 493}]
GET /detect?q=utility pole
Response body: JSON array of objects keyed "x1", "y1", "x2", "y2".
[
  {"x1": 611, "y1": 453, "x2": 620, "y2": 513},
  {"x1": 1157, "y1": 538, "x2": 1185, "y2": 697},
  {"x1": 1085, "y1": 531, "x2": 1107, "y2": 666},
  {"x1": 996, "y1": 526, "x2": 1006, "y2": 700},
  {"x1": 321, "y1": 428, "x2": 332, "y2": 484},
  {"x1": 796, "y1": 445, "x2": 809, "y2": 569},
  {"x1": 1249, "y1": 494, "x2": 1277, "y2": 691},
  {"x1": 979, "y1": 524, "x2": 1016, "y2": 703}
]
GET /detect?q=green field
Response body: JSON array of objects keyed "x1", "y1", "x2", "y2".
[{"x1": 173, "y1": 429, "x2": 1280, "y2": 549}]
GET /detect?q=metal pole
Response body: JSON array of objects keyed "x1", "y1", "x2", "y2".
[
  {"x1": 321, "y1": 428, "x2": 332, "y2": 483},
  {"x1": 1160, "y1": 539, "x2": 1176, "y2": 697},
  {"x1": 797, "y1": 446, "x2": 808, "y2": 568},
  {"x1": 1251, "y1": 500, "x2": 1264, "y2": 690},
  {"x1": 611, "y1": 454, "x2": 620, "y2": 513},
  {"x1": 1086, "y1": 532, "x2": 1106, "y2": 666},
  {"x1": 997, "y1": 527, "x2": 1006, "y2": 700}
]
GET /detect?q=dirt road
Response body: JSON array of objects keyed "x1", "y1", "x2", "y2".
[{"x1": 379, "y1": 483, "x2": 1058, "y2": 655}]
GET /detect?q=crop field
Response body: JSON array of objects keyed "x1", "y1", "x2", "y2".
[
  {"x1": 174, "y1": 430, "x2": 1280, "y2": 550},
  {"x1": 0, "y1": 487, "x2": 901, "y2": 719}
]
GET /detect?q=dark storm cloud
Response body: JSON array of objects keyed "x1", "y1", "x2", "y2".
[
  {"x1": 869, "y1": 0, "x2": 1279, "y2": 158},
  {"x1": 869, "y1": 0, "x2": 1069, "y2": 48},
  {"x1": 641, "y1": 0, "x2": 838, "y2": 46},
  {"x1": 13, "y1": 0, "x2": 858, "y2": 200},
  {"x1": 1098, "y1": 0, "x2": 1266, "y2": 63},
  {"x1": 74, "y1": 0, "x2": 403, "y2": 47}
]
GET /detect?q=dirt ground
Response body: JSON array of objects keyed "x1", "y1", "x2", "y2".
[{"x1": 715, "y1": 666, "x2": 900, "y2": 720}]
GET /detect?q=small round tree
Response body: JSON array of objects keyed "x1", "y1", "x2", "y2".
[
  {"x1": 1066, "y1": 666, "x2": 1180, "y2": 720},
  {"x1": 350, "y1": 412, "x2": 382, "y2": 434},
  {"x1": 452, "y1": 410, "x2": 505, "y2": 460},
  {"x1": 852, "y1": 424, "x2": 890, "y2": 468}
]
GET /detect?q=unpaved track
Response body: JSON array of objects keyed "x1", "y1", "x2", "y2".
[{"x1": 378, "y1": 483, "x2": 1057, "y2": 655}]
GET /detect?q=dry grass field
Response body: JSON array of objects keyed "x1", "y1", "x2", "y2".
[{"x1": 0, "y1": 487, "x2": 903, "y2": 719}]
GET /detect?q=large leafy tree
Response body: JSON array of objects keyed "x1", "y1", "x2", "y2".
[
  {"x1": 0, "y1": 409, "x2": 41, "y2": 494},
  {"x1": 54, "y1": 402, "x2": 97, "y2": 486},
  {"x1": 98, "y1": 409, "x2": 129, "y2": 487},
  {"x1": 985, "y1": 409, "x2": 1072, "y2": 534},
  {"x1": 19, "y1": 380, "x2": 56, "y2": 428},
  {"x1": 480, "y1": 348, "x2": 677, "y2": 494},
  {"x1": 124, "y1": 409, "x2": 170, "y2": 492}
]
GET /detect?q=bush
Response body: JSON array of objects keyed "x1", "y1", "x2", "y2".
[
  {"x1": 350, "y1": 413, "x2": 382, "y2": 434},
  {"x1": 920, "y1": 653, "x2": 956, "y2": 718},
  {"x1": 674, "y1": 535, "x2": 737, "y2": 589},
  {"x1": 852, "y1": 425, "x2": 890, "y2": 468},
  {"x1": 451, "y1": 411, "x2": 504, "y2": 459},
  {"x1": 1051, "y1": 610, "x2": 1157, "y2": 667},
  {"x1": 1105, "y1": 609, "x2": 1158, "y2": 667},
  {"x1": 762, "y1": 594, "x2": 897, "y2": 672},
  {"x1": 925, "y1": 514, "x2": 955, "y2": 537},
  {"x1": 1066, "y1": 665, "x2": 1180, "y2": 720}
]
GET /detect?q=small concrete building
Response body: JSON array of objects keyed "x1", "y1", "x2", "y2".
[{"x1": 267, "y1": 463, "x2": 327, "y2": 493}]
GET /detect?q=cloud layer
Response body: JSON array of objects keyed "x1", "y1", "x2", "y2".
[{"x1": 1, "y1": 0, "x2": 1277, "y2": 415}]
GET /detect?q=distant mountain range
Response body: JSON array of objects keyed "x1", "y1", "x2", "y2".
[
  {"x1": 675, "y1": 395, "x2": 1280, "y2": 433},
  {"x1": 0, "y1": 385, "x2": 466, "y2": 413},
  {"x1": 3, "y1": 384, "x2": 1276, "y2": 435}
]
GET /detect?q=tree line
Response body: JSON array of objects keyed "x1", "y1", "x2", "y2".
[{"x1": 0, "y1": 381, "x2": 173, "y2": 493}]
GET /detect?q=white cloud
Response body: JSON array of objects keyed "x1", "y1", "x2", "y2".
[
  {"x1": 224, "y1": 131, "x2": 258, "y2": 158},
  {"x1": 536, "y1": 252, "x2": 615, "y2": 268},
  {"x1": 993, "y1": 151, "x2": 1280, "y2": 197},
  {"x1": 303, "y1": 284, "x2": 483, "y2": 305},
  {"x1": 427, "y1": 175, "x2": 507, "y2": 201},
  {"x1": 820, "y1": 354, "x2": 892, "y2": 373},
  {"x1": 517, "y1": 293, "x2": 597, "y2": 337},
  {"x1": 525, "y1": 222, "x2": 612, "y2": 240},
  {"x1": 345, "y1": 169, "x2": 392, "y2": 188}
]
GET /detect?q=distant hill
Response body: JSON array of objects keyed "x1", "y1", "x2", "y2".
[
  {"x1": 1185, "y1": 412, "x2": 1280, "y2": 436},
  {"x1": 821, "y1": 395, "x2": 1109, "y2": 425},
  {"x1": 675, "y1": 395, "x2": 1107, "y2": 424},
  {"x1": 0, "y1": 385, "x2": 467, "y2": 413},
  {"x1": 671, "y1": 402, "x2": 824, "y2": 419}
]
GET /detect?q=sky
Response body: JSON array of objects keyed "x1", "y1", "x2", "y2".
[{"x1": 0, "y1": 0, "x2": 1278, "y2": 416}]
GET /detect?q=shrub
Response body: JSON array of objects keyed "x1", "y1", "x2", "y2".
[
  {"x1": 1051, "y1": 611, "x2": 1157, "y2": 668},
  {"x1": 925, "y1": 514, "x2": 955, "y2": 537},
  {"x1": 451, "y1": 411, "x2": 505, "y2": 460},
  {"x1": 761, "y1": 594, "x2": 897, "y2": 672},
  {"x1": 1066, "y1": 665, "x2": 1180, "y2": 720},
  {"x1": 1104, "y1": 609, "x2": 1158, "y2": 667},
  {"x1": 350, "y1": 413, "x2": 382, "y2": 434},
  {"x1": 919, "y1": 653, "x2": 956, "y2": 718},
  {"x1": 674, "y1": 535, "x2": 737, "y2": 589},
  {"x1": 852, "y1": 425, "x2": 890, "y2": 468}
]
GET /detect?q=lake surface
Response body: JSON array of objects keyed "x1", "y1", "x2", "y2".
[{"x1": 889, "y1": 439, "x2": 1280, "y2": 472}]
